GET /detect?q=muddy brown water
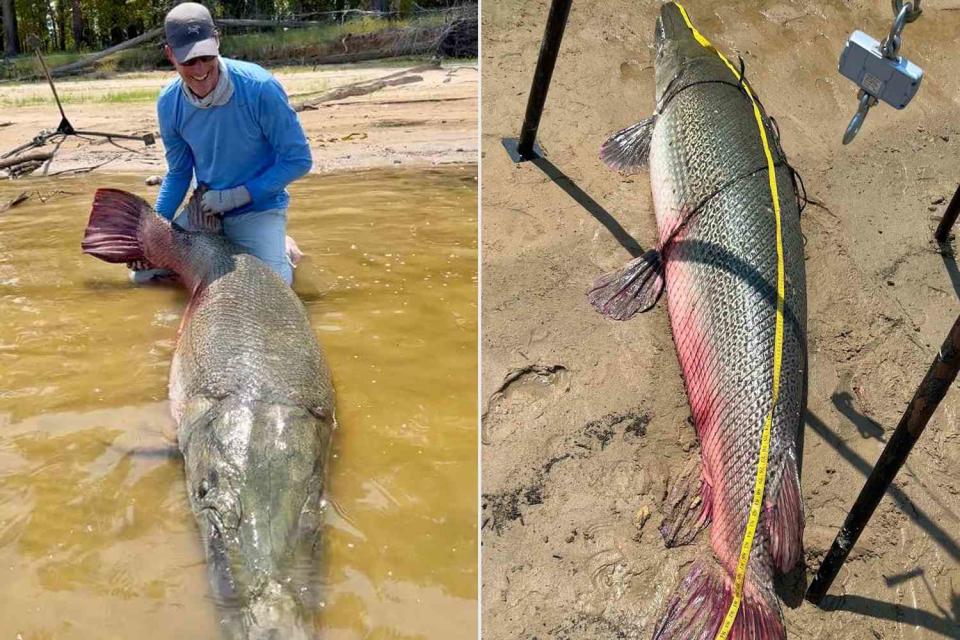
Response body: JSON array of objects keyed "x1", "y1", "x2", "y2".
[{"x1": 0, "y1": 167, "x2": 477, "y2": 639}]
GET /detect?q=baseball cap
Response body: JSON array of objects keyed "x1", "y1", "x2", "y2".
[{"x1": 164, "y1": 3, "x2": 220, "y2": 64}]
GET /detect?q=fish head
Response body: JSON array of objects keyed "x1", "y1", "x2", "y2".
[
  {"x1": 180, "y1": 398, "x2": 334, "y2": 638},
  {"x1": 653, "y1": 2, "x2": 718, "y2": 100}
]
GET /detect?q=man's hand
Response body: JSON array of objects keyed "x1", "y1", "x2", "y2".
[
  {"x1": 201, "y1": 185, "x2": 251, "y2": 214},
  {"x1": 189, "y1": 205, "x2": 223, "y2": 234},
  {"x1": 127, "y1": 259, "x2": 152, "y2": 272}
]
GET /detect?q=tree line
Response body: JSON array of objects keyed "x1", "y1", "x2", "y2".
[{"x1": 1, "y1": 0, "x2": 463, "y2": 57}]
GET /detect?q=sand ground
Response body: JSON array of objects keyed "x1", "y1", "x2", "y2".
[
  {"x1": 481, "y1": 1, "x2": 960, "y2": 638},
  {"x1": 0, "y1": 61, "x2": 477, "y2": 176}
]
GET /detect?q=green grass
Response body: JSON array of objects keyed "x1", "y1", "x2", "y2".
[{"x1": 0, "y1": 87, "x2": 161, "y2": 108}]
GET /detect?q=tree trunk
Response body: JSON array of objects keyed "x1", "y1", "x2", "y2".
[
  {"x1": 50, "y1": 26, "x2": 163, "y2": 76},
  {"x1": 70, "y1": 0, "x2": 82, "y2": 49},
  {"x1": 50, "y1": 0, "x2": 64, "y2": 51},
  {"x1": 2, "y1": 0, "x2": 18, "y2": 56},
  {"x1": 56, "y1": 0, "x2": 66, "y2": 50}
]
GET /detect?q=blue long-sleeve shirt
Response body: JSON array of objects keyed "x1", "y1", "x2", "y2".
[{"x1": 154, "y1": 58, "x2": 312, "y2": 219}]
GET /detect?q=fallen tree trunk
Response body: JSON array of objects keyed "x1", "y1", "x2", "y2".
[
  {"x1": 292, "y1": 63, "x2": 435, "y2": 111},
  {"x1": 218, "y1": 18, "x2": 332, "y2": 28},
  {"x1": 50, "y1": 26, "x2": 163, "y2": 77},
  {"x1": 0, "y1": 151, "x2": 54, "y2": 170},
  {"x1": 296, "y1": 75, "x2": 421, "y2": 110}
]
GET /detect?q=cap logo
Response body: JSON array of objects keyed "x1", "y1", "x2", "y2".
[{"x1": 187, "y1": 24, "x2": 201, "y2": 35}]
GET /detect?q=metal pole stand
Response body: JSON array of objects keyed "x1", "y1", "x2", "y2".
[
  {"x1": 934, "y1": 184, "x2": 960, "y2": 244},
  {"x1": 806, "y1": 313, "x2": 960, "y2": 604},
  {"x1": 1, "y1": 51, "x2": 155, "y2": 160},
  {"x1": 501, "y1": 0, "x2": 572, "y2": 162}
]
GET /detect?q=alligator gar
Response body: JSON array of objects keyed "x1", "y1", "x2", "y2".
[
  {"x1": 589, "y1": 3, "x2": 806, "y2": 638},
  {"x1": 82, "y1": 188, "x2": 335, "y2": 639}
]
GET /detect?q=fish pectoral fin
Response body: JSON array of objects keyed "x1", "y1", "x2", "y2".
[
  {"x1": 587, "y1": 248, "x2": 665, "y2": 320},
  {"x1": 765, "y1": 454, "x2": 804, "y2": 573},
  {"x1": 599, "y1": 115, "x2": 656, "y2": 173},
  {"x1": 657, "y1": 457, "x2": 711, "y2": 548}
]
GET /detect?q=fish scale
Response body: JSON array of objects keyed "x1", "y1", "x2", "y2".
[{"x1": 171, "y1": 251, "x2": 331, "y2": 415}]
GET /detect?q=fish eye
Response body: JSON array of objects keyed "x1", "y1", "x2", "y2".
[{"x1": 197, "y1": 478, "x2": 210, "y2": 499}]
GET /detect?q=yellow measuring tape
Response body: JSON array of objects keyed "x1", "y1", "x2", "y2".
[{"x1": 672, "y1": 4, "x2": 786, "y2": 639}]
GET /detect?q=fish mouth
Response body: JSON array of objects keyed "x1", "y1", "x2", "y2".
[
  {"x1": 211, "y1": 575, "x2": 314, "y2": 640},
  {"x1": 655, "y1": 2, "x2": 696, "y2": 58}
]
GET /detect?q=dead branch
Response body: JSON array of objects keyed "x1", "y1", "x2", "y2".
[
  {"x1": 292, "y1": 63, "x2": 436, "y2": 112},
  {"x1": 0, "y1": 189, "x2": 77, "y2": 211},
  {"x1": 46, "y1": 155, "x2": 118, "y2": 176},
  {"x1": 295, "y1": 75, "x2": 422, "y2": 111},
  {"x1": 0, "y1": 151, "x2": 54, "y2": 171},
  {"x1": 41, "y1": 137, "x2": 66, "y2": 176},
  {"x1": 0, "y1": 191, "x2": 30, "y2": 212},
  {"x1": 49, "y1": 27, "x2": 164, "y2": 77}
]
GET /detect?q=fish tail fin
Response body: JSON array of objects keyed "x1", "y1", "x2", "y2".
[
  {"x1": 600, "y1": 115, "x2": 656, "y2": 173},
  {"x1": 767, "y1": 455, "x2": 804, "y2": 572},
  {"x1": 653, "y1": 560, "x2": 785, "y2": 640},
  {"x1": 81, "y1": 189, "x2": 153, "y2": 263},
  {"x1": 587, "y1": 248, "x2": 665, "y2": 320}
]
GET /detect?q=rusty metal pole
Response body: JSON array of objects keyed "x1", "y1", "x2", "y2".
[
  {"x1": 502, "y1": 0, "x2": 573, "y2": 162},
  {"x1": 934, "y1": 184, "x2": 960, "y2": 243},
  {"x1": 806, "y1": 313, "x2": 960, "y2": 604}
]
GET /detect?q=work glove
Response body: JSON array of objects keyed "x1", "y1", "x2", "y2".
[
  {"x1": 189, "y1": 203, "x2": 223, "y2": 234},
  {"x1": 127, "y1": 259, "x2": 152, "y2": 271},
  {"x1": 201, "y1": 185, "x2": 251, "y2": 214}
]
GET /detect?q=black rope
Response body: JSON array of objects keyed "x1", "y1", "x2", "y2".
[
  {"x1": 656, "y1": 55, "x2": 809, "y2": 219},
  {"x1": 736, "y1": 54, "x2": 747, "y2": 93},
  {"x1": 660, "y1": 161, "x2": 792, "y2": 260}
]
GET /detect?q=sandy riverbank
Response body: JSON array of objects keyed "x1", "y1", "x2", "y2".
[{"x1": 0, "y1": 60, "x2": 477, "y2": 177}]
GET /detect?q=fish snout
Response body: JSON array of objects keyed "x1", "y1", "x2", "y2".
[
  {"x1": 244, "y1": 581, "x2": 313, "y2": 640},
  {"x1": 656, "y1": 2, "x2": 689, "y2": 49}
]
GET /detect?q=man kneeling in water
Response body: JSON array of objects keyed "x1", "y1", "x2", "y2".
[{"x1": 133, "y1": 2, "x2": 311, "y2": 285}]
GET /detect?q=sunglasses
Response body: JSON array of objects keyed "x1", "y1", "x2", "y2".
[{"x1": 180, "y1": 55, "x2": 216, "y2": 67}]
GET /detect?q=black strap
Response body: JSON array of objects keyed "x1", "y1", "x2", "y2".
[{"x1": 656, "y1": 57, "x2": 808, "y2": 217}]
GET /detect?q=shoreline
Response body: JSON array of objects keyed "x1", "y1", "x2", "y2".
[{"x1": 0, "y1": 61, "x2": 477, "y2": 178}]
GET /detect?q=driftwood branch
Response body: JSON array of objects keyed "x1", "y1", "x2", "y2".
[
  {"x1": 0, "y1": 151, "x2": 54, "y2": 170},
  {"x1": 50, "y1": 27, "x2": 164, "y2": 77},
  {"x1": 0, "y1": 189, "x2": 76, "y2": 212},
  {"x1": 46, "y1": 155, "x2": 118, "y2": 176},
  {"x1": 0, "y1": 192, "x2": 30, "y2": 212},
  {"x1": 41, "y1": 136, "x2": 66, "y2": 176},
  {"x1": 218, "y1": 18, "x2": 333, "y2": 28},
  {"x1": 292, "y1": 63, "x2": 435, "y2": 111}
]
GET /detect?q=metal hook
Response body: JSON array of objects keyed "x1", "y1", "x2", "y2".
[
  {"x1": 882, "y1": 5, "x2": 910, "y2": 58},
  {"x1": 843, "y1": 91, "x2": 878, "y2": 145},
  {"x1": 892, "y1": 0, "x2": 922, "y2": 23}
]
